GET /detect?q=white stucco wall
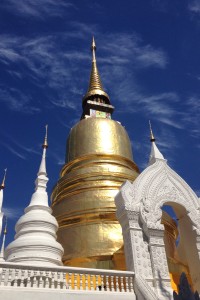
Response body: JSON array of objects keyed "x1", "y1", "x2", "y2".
[{"x1": 0, "y1": 288, "x2": 136, "y2": 300}]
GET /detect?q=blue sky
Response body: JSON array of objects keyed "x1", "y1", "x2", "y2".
[{"x1": 0, "y1": 0, "x2": 200, "y2": 245}]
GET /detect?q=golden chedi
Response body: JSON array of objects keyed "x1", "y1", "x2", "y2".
[{"x1": 51, "y1": 38, "x2": 139, "y2": 269}]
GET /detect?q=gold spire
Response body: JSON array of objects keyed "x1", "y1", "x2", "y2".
[
  {"x1": 42, "y1": 125, "x2": 48, "y2": 149},
  {"x1": 0, "y1": 169, "x2": 7, "y2": 190},
  {"x1": 149, "y1": 121, "x2": 156, "y2": 142},
  {"x1": 91, "y1": 36, "x2": 96, "y2": 61},
  {"x1": 83, "y1": 37, "x2": 110, "y2": 103},
  {"x1": 89, "y1": 36, "x2": 103, "y2": 91}
]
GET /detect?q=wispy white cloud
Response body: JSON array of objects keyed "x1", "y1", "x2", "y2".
[
  {"x1": 111, "y1": 81, "x2": 182, "y2": 129},
  {"x1": 50, "y1": 98, "x2": 78, "y2": 110},
  {"x1": 100, "y1": 33, "x2": 167, "y2": 69},
  {"x1": 188, "y1": 0, "x2": 200, "y2": 13},
  {"x1": 0, "y1": 141, "x2": 26, "y2": 160},
  {"x1": 3, "y1": 0, "x2": 75, "y2": 18},
  {"x1": 69, "y1": 21, "x2": 97, "y2": 37},
  {"x1": 0, "y1": 25, "x2": 182, "y2": 133},
  {"x1": 6, "y1": 135, "x2": 41, "y2": 156},
  {"x1": 154, "y1": 126, "x2": 180, "y2": 167},
  {"x1": 156, "y1": 117, "x2": 183, "y2": 129},
  {"x1": 182, "y1": 96, "x2": 200, "y2": 138},
  {"x1": 0, "y1": 131, "x2": 42, "y2": 160},
  {"x1": 0, "y1": 24, "x2": 169, "y2": 116},
  {"x1": 0, "y1": 87, "x2": 40, "y2": 114},
  {"x1": 49, "y1": 151, "x2": 65, "y2": 166},
  {"x1": 2, "y1": 207, "x2": 23, "y2": 220},
  {"x1": 0, "y1": 48, "x2": 22, "y2": 63}
]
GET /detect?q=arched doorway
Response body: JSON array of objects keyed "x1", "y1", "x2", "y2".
[{"x1": 161, "y1": 202, "x2": 200, "y2": 292}]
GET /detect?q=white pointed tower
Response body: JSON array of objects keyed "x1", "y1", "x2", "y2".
[
  {"x1": 0, "y1": 169, "x2": 7, "y2": 237},
  {"x1": 0, "y1": 217, "x2": 7, "y2": 262},
  {"x1": 5, "y1": 126, "x2": 64, "y2": 266},
  {"x1": 148, "y1": 121, "x2": 165, "y2": 165}
]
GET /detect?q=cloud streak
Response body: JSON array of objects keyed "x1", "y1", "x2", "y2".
[
  {"x1": 3, "y1": 0, "x2": 75, "y2": 18},
  {"x1": 2, "y1": 207, "x2": 23, "y2": 220},
  {"x1": 0, "y1": 141, "x2": 26, "y2": 160},
  {"x1": 0, "y1": 23, "x2": 197, "y2": 141},
  {"x1": 0, "y1": 87, "x2": 40, "y2": 114},
  {"x1": 183, "y1": 96, "x2": 200, "y2": 139},
  {"x1": 188, "y1": 0, "x2": 200, "y2": 13},
  {"x1": 0, "y1": 28, "x2": 168, "y2": 116},
  {"x1": 100, "y1": 33, "x2": 167, "y2": 69},
  {"x1": 0, "y1": 131, "x2": 42, "y2": 160}
]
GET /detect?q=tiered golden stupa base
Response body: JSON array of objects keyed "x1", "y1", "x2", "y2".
[
  {"x1": 51, "y1": 117, "x2": 139, "y2": 269},
  {"x1": 51, "y1": 152, "x2": 139, "y2": 269}
]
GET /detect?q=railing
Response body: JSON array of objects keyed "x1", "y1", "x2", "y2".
[
  {"x1": 0, "y1": 262, "x2": 134, "y2": 293},
  {"x1": 134, "y1": 275, "x2": 160, "y2": 300}
]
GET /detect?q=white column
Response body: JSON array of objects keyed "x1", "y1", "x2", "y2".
[
  {"x1": 118, "y1": 210, "x2": 154, "y2": 285},
  {"x1": 148, "y1": 228, "x2": 172, "y2": 299}
]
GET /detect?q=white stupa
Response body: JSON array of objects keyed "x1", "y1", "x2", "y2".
[{"x1": 5, "y1": 126, "x2": 64, "y2": 266}]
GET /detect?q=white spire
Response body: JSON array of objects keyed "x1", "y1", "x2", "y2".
[
  {"x1": 149, "y1": 121, "x2": 165, "y2": 165},
  {"x1": 0, "y1": 217, "x2": 7, "y2": 262},
  {"x1": 0, "y1": 168, "x2": 7, "y2": 212},
  {"x1": 0, "y1": 169, "x2": 7, "y2": 237},
  {"x1": 29, "y1": 125, "x2": 48, "y2": 207},
  {"x1": 5, "y1": 126, "x2": 64, "y2": 266},
  {"x1": 38, "y1": 124, "x2": 48, "y2": 175}
]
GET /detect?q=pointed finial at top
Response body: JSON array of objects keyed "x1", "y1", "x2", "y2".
[
  {"x1": 82, "y1": 37, "x2": 110, "y2": 104},
  {"x1": 149, "y1": 121, "x2": 156, "y2": 142},
  {"x1": 42, "y1": 125, "x2": 48, "y2": 149},
  {"x1": 91, "y1": 36, "x2": 96, "y2": 51},
  {"x1": 91, "y1": 36, "x2": 96, "y2": 63},
  {"x1": 0, "y1": 169, "x2": 7, "y2": 190}
]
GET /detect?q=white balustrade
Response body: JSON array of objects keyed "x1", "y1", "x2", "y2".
[{"x1": 0, "y1": 262, "x2": 134, "y2": 293}]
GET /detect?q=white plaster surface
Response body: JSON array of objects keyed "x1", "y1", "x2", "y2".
[
  {"x1": 115, "y1": 139, "x2": 200, "y2": 297},
  {"x1": 149, "y1": 140, "x2": 165, "y2": 165},
  {"x1": 0, "y1": 288, "x2": 136, "y2": 300}
]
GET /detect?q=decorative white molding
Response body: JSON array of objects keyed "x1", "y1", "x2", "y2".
[
  {"x1": 115, "y1": 152, "x2": 200, "y2": 298},
  {"x1": 120, "y1": 160, "x2": 200, "y2": 233},
  {"x1": 0, "y1": 262, "x2": 135, "y2": 293},
  {"x1": 134, "y1": 274, "x2": 159, "y2": 300}
]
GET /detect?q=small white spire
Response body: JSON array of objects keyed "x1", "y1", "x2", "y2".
[
  {"x1": 0, "y1": 217, "x2": 7, "y2": 262},
  {"x1": 0, "y1": 169, "x2": 7, "y2": 237},
  {"x1": 148, "y1": 121, "x2": 165, "y2": 165},
  {"x1": 29, "y1": 126, "x2": 49, "y2": 207},
  {"x1": 0, "y1": 169, "x2": 7, "y2": 212},
  {"x1": 38, "y1": 124, "x2": 48, "y2": 175},
  {"x1": 0, "y1": 168, "x2": 7, "y2": 190}
]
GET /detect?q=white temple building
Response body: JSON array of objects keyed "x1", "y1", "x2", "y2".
[
  {"x1": 0, "y1": 125, "x2": 199, "y2": 299},
  {"x1": 0, "y1": 40, "x2": 199, "y2": 300}
]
